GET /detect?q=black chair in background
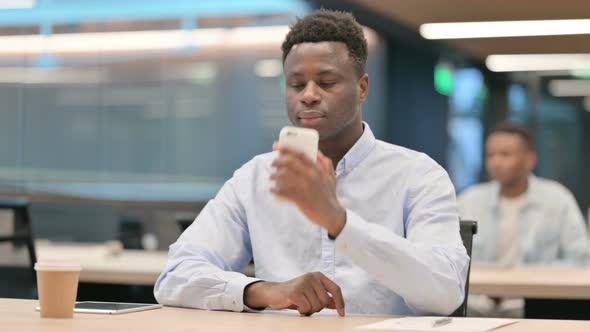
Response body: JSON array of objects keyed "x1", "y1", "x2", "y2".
[
  {"x1": 119, "y1": 217, "x2": 144, "y2": 249},
  {"x1": 0, "y1": 198, "x2": 38, "y2": 299},
  {"x1": 176, "y1": 218, "x2": 193, "y2": 233},
  {"x1": 451, "y1": 220, "x2": 478, "y2": 317}
]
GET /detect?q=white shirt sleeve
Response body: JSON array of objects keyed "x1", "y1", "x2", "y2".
[
  {"x1": 153, "y1": 165, "x2": 261, "y2": 312},
  {"x1": 334, "y1": 165, "x2": 469, "y2": 315},
  {"x1": 558, "y1": 190, "x2": 590, "y2": 264}
]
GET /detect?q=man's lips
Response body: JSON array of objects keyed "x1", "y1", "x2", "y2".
[{"x1": 297, "y1": 111, "x2": 325, "y2": 119}]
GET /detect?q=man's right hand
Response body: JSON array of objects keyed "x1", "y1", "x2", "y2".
[{"x1": 244, "y1": 272, "x2": 345, "y2": 316}]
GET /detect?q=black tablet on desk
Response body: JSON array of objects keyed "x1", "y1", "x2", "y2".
[
  {"x1": 36, "y1": 301, "x2": 163, "y2": 314},
  {"x1": 75, "y1": 301, "x2": 163, "y2": 314}
]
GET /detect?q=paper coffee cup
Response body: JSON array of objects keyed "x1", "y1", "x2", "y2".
[{"x1": 35, "y1": 260, "x2": 82, "y2": 318}]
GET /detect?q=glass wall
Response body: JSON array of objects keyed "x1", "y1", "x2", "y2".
[
  {"x1": 446, "y1": 67, "x2": 487, "y2": 193},
  {"x1": 0, "y1": 12, "x2": 387, "y2": 205},
  {"x1": 0, "y1": 1, "x2": 386, "y2": 242}
]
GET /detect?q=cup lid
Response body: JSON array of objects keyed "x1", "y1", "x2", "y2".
[{"x1": 34, "y1": 260, "x2": 82, "y2": 272}]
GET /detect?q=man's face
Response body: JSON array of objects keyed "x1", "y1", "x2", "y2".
[
  {"x1": 485, "y1": 132, "x2": 536, "y2": 186},
  {"x1": 283, "y1": 42, "x2": 368, "y2": 140}
]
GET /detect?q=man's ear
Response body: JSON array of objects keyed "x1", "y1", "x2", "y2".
[
  {"x1": 525, "y1": 151, "x2": 537, "y2": 172},
  {"x1": 358, "y1": 73, "x2": 369, "y2": 102}
]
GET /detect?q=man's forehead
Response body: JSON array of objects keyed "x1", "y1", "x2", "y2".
[
  {"x1": 286, "y1": 42, "x2": 351, "y2": 62},
  {"x1": 487, "y1": 132, "x2": 529, "y2": 150},
  {"x1": 284, "y1": 42, "x2": 354, "y2": 73}
]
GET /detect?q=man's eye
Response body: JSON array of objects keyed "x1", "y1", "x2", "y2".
[{"x1": 320, "y1": 82, "x2": 335, "y2": 88}]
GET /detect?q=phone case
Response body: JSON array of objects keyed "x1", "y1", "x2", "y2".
[{"x1": 278, "y1": 126, "x2": 319, "y2": 161}]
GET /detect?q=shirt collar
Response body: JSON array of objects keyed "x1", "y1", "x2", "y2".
[
  {"x1": 336, "y1": 122, "x2": 376, "y2": 175},
  {"x1": 488, "y1": 173, "x2": 541, "y2": 209}
]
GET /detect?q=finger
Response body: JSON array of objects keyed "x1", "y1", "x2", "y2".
[
  {"x1": 291, "y1": 293, "x2": 312, "y2": 316},
  {"x1": 317, "y1": 273, "x2": 345, "y2": 317},
  {"x1": 275, "y1": 146, "x2": 315, "y2": 167},
  {"x1": 270, "y1": 185, "x2": 295, "y2": 201},
  {"x1": 310, "y1": 275, "x2": 332, "y2": 309},
  {"x1": 270, "y1": 168, "x2": 301, "y2": 183},
  {"x1": 303, "y1": 285, "x2": 324, "y2": 315},
  {"x1": 270, "y1": 170, "x2": 304, "y2": 198},
  {"x1": 272, "y1": 142, "x2": 279, "y2": 151},
  {"x1": 271, "y1": 155, "x2": 310, "y2": 178},
  {"x1": 270, "y1": 182, "x2": 296, "y2": 201}
]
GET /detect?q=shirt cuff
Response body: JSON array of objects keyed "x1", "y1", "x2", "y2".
[
  {"x1": 224, "y1": 275, "x2": 262, "y2": 312},
  {"x1": 334, "y1": 209, "x2": 367, "y2": 255}
]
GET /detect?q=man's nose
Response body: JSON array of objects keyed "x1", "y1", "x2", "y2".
[
  {"x1": 487, "y1": 156, "x2": 501, "y2": 168},
  {"x1": 301, "y1": 82, "x2": 321, "y2": 106}
]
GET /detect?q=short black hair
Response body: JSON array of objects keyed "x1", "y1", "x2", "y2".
[
  {"x1": 488, "y1": 122, "x2": 536, "y2": 151},
  {"x1": 281, "y1": 9, "x2": 368, "y2": 76}
]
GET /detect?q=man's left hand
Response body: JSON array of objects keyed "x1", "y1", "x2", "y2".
[{"x1": 271, "y1": 143, "x2": 346, "y2": 237}]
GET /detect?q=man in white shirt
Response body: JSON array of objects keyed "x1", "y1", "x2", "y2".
[
  {"x1": 155, "y1": 9, "x2": 469, "y2": 316},
  {"x1": 458, "y1": 123, "x2": 589, "y2": 316}
]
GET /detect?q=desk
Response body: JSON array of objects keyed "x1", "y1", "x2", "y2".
[
  {"x1": 470, "y1": 267, "x2": 590, "y2": 319},
  {"x1": 1, "y1": 241, "x2": 260, "y2": 286},
  {"x1": 0, "y1": 242, "x2": 167, "y2": 285},
  {"x1": 3, "y1": 298, "x2": 590, "y2": 332},
  {"x1": 37, "y1": 242, "x2": 167, "y2": 285},
  {"x1": 470, "y1": 267, "x2": 590, "y2": 299}
]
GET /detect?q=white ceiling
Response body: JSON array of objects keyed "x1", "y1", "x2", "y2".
[{"x1": 351, "y1": 0, "x2": 590, "y2": 60}]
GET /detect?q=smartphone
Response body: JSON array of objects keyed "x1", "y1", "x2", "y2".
[{"x1": 278, "y1": 126, "x2": 319, "y2": 161}]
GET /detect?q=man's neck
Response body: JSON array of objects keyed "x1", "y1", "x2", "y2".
[
  {"x1": 500, "y1": 177, "x2": 529, "y2": 198},
  {"x1": 319, "y1": 121, "x2": 364, "y2": 169}
]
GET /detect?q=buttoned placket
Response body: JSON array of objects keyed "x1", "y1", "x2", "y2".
[{"x1": 320, "y1": 160, "x2": 346, "y2": 280}]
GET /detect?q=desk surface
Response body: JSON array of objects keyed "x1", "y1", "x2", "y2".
[
  {"x1": 0, "y1": 242, "x2": 167, "y2": 285},
  {"x1": 3, "y1": 298, "x2": 590, "y2": 332},
  {"x1": 470, "y1": 267, "x2": 590, "y2": 299}
]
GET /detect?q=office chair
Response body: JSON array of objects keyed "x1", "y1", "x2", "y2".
[
  {"x1": 450, "y1": 220, "x2": 478, "y2": 317},
  {"x1": 176, "y1": 218, "x2": 193, "y2": 233},
  {"x1": 0, "y1": 198, "x2": 38, "y2": 299},
  {"x1": 119, "y1": 217, "x2": 144, "y2": 249}
]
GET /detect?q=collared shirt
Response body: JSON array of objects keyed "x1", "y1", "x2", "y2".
[
  {"x1": 154, "y1": 123, "x2": 469, "y2": 316},
  {"x1": 458, "y1": 175, "x2": 590, "y2": 266}
]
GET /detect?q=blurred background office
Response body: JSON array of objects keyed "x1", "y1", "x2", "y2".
[{"x1": 0, "y1": 0, "x2": 589, "y2": 310}]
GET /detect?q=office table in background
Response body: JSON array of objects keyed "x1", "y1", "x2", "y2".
[
  {"x1": 470, "y1": 267, "x2": 590, "y2": 320},
  {"x1": 470, "y1": 267, "x2": 590, "y2": 299},
  {"x1": 0, "y1": 241, "x2": 167, "y2": 285}
]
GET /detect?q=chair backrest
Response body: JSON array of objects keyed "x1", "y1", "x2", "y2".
[
  {"x1": 450, "y1": 220, "x2": 478, "y2": 317},
  {"x1": 0, "y1": 198, "x2": 38, "y2": 298},
  {"x1": 176, "y1": 218, "x2": 193, "y2": 233}
]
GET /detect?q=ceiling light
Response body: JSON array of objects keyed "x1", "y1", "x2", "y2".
[
  {"x1": 0, "y1": 0, "x2": 35, "y2": 9},
  {"x1": 0, "y1": 67, "x2": 105, "y2": 84},
  {"x1": 486, "y1": 54, "x2": 590, "y2": 72},
  {"x1": 420, "y1": 19, "x2": 590, "y2": 39},
  {"x1": 549, "y1": 80, "x2": 590, "y2": 97},
  {"x1": 0, "y1": 26, "x2": 288, "y2": 55}
]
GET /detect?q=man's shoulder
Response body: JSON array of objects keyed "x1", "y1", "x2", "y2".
[
  {"x1": 458, "y1": 182, "x2": 495, "y2": 200},
  {"x1": 531, "y1": 176, "x2": 574, "y2": 197},
  {"x1": 373, "y1": 140, "x2": 442, "y2": 171},
  {"x1": 232, "y1": 151, "x2": 276, "y2": 177}
]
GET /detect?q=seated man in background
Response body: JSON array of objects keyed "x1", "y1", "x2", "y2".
[
  {"x1": 458, "y1": 123, "x2": 590, "y2": 317},
  {"x1": 155, "y1": 9, "x2": 469, "y2": 317}
]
